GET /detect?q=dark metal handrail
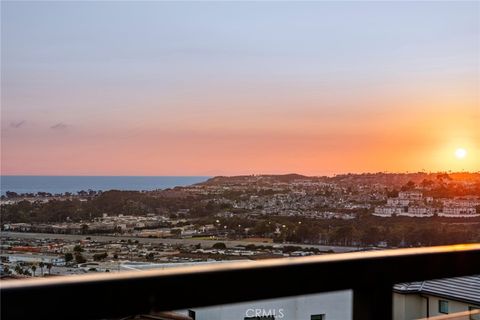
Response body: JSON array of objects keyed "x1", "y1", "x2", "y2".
[{"x1": 2, "y1": 244, "x2": 480, "y2": 320}]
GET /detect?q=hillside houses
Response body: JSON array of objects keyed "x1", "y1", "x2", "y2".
[{"x1": 374, "y1": 191, "x2": 479, "y2": 218}]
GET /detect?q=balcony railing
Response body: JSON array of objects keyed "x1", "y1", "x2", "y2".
[{"x1": 1, "y1": 244, "x2": 480, "y2": 320}]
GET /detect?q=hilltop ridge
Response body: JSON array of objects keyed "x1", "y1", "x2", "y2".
[{"x1": 200, "y1": 172, "x2": 480, "y2": 187}]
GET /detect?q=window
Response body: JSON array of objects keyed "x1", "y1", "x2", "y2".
[
  {"x1": 469, "y1": 306, "x2": 480, "y2": 320},
  {"x1": 311, "y1": 315, "x2": 325, "y2": 320},
  {"x1": 438, "y1": 300, "x2": 449, "y2": 314}
]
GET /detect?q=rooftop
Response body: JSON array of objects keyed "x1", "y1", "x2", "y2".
[{"x1": 394, "y1": 274, "x2": 480, "y2": 305}]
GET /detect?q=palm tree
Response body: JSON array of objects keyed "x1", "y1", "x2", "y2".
[
  {"x1": 39, "y1": 262, "x2": 45, "y2": 276},
  {"x1": 3, "y1": 266, "x2": 11, "y2": 274},
  {"x1": 46, "y1": 263, "x2": 52, "y2": 275},
  {"x1": 31, "y1": 265, "x2": 37, "y2": 276},
  {"x1": 14, "y1": 265, "x2": 22, "y2": 275}
]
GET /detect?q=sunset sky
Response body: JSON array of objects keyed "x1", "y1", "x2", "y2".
[{"x1": 2, "y1": 1, "x2": 479, "y2": 176}]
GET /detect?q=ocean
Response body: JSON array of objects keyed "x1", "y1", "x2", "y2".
[{"x1": 0, "y1": 176, "x2": 210, "y2": 195}]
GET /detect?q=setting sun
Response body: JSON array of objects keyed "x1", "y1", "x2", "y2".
[{"x1": 455, "y1": 148, "x2": 467, "y2": 159}]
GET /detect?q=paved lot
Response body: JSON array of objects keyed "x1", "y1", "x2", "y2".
[{"x1": 1, "y1": 232, "x2": 361, "y2": 253}]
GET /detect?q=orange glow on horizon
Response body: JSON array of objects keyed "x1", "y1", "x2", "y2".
[{"x1": 2, "y1": 1, "x2": 479, "y2": 176}]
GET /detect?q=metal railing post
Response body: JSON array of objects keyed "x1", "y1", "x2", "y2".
[{"x1": 353, "y1": 284, "x2": 393, "y2": 320}]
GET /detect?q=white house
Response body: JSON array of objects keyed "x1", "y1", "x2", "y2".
[
  {"x1": 393, "y1": 275, "x2": 480, "y2": 320},
  {"x1": 439, "y1": 206, "x2": 479, "y2": 218},
  {"x1": 398, "y1": 191, "x2": 423, "y2": 201},
  {"x1": 373, "y1": 206, "x2": 404, "y2": 217},
  {"x1": 387, "y1": 198, "x2": 411, "y2": 206},
  {"x1": 397, "y1": 206, "x2": 434, "y2": 218},
  {"x1": 1, "y1": 253, "x2": 66, "y2": 266}
]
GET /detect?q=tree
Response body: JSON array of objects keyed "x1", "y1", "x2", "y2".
[
  {"x1": 93, "y1": 252, "x2": 108, "y2": 261},
  {"x1": 252, "y1": 221, "x2": 275, "y2": 236},
  {"x1": 332, "y1": 225, "x2": 355, "y2": 246},
  {"x1": 14, "y1": 265, "x2": 23, "y2": 275},
  {"x1": 65, "y1": 252, "x2": 74, "y2": 263},
  {"x1": 386, "y1": 189, "x2": 399, "y2": 198},
  {"x1": 46, "y1": 263, "x2": 52, "y2": 275},
  {"x1": 31, "y1": 265, "x2": 37, "y2": 276},
  {"x1": 75, "y1": 253, "x2": 86, "y2": 264},
  {"x1": 3, "y1": 266, "x2": 11, "y2": 275},
  {"x1": 73, "y1": 245, "x2": 84, "y2": 253},
  {"x1": 212, "y1": 242, "x2": 227, "y2": 250},
  {"x1": 401, "y1": 181, "x2": 416, "y2": 191},
  {"x1": 437, "y1": 173, "x2": 452, "y2": 182},
  {"x1": 360, "y1": 226, "x2": 382, "y2": 246},
  {"x1": 420, "y1": 179, "x2": 434, "y2": 189},
  {"x1": 171, "y1": 228, "x2": 182, "y2": 237},
  {"x1": 39, "y1": 262, "x2": 45, "y2": 276},
  {"x1": 146, "y1": 252, "x2": 155, "y2": 260},
  {"x1": 5, "y1": 191, "x2": 19, "y2": 198},
  {"x1": 295, "y1": 224, "x2": 318, "y2": 243}
]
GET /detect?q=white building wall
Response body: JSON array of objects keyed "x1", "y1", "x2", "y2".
[
  {"x1": 398, "y1": 191, "x2": 423, "y2": 200},
  {"x1": 427, "y1": 295, "x2": 480, "y2": 317},
  {"x1": 442, "y1": 207, "x2": 477, "y2": 215},
  {"x1": 184, "y1": 290, "x2": 352, "y2": 320},
  {"x1": 3, "y1": 254, "x2": 66, "y2": 266},
  {"x1": 393, "y1": 293, "x2": 426, "y2": 320},
  {"x1": 393, "y1": 293, "x2": 480, "y2": 320},
  {"x1": 387, "y1": 199, "x2": 410, "y2": 206}
]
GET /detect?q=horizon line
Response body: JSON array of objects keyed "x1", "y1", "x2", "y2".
[{"x1": 1, "y1": 171, "x2": 479, "y2": 178}]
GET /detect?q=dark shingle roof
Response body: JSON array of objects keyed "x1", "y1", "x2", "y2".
[{"x1": 394, "y1": 275, "x2": 480, "y2": 305}]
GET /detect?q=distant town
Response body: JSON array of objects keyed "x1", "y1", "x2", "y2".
[{"x1": 1, "y1": 172, "x2": 479, "y2": 278}]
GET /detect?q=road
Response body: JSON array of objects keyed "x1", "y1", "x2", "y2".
[{"x1": 1, "y1": 232, "x2": 361, "y2": 253}]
